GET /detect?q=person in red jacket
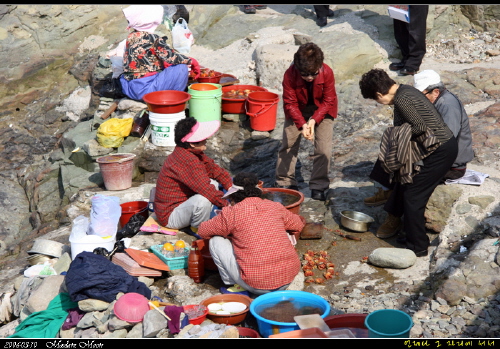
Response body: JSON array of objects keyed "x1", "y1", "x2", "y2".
[
  {"x1": 154, "y1": 117, "x2": 232, "y2": 232},
  {"x1": 275, "y1": 42, "x2": 338, "y2": 201}
]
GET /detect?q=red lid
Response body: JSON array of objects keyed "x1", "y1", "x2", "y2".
[{"x1": 125, "y1": 248, "x2": 170, "y2": 271}]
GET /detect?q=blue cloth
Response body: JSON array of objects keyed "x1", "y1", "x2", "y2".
[
  {"x1": 65, "y1": 252, "x2": 151, "y2": 303},
  {"x1": 120, "y1": 64, "x2": 189, "y2": 101}
]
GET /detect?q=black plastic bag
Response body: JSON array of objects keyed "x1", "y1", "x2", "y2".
[
  {"x1": 93, "y1": 240, "x2": 126, "y2": 260},
  {"x1": 116, "y1": 212, "x2": 147, "y2": 240},
  {"x1": 99, "y1": 78, "x2": 125, "y2": 99}
]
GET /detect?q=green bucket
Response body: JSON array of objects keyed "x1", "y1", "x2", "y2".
[
  {"x1": 187, "y1": 83, "x2": 222, "y2": 122},
  {"x1": 364, "y1": 309, "x2": 413, "y2": 338}
]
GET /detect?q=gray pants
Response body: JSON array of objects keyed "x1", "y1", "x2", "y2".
[
  {"x1": 209, "y1": 236, "x2": 289, "y2": 295},
  {"x1": 167, "y1": 179, "x2": 218, "y2": 229},
  {"x1": 275, "y1": 112, "x2": 334, "y2": 191}
]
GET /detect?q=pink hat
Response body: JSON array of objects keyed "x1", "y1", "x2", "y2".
[
  {"x1": 181, "y1": 120, "x2": 221, "y2": 143},
  {"x1": 123, "y1": 5, "x2": 164, "y2": 34}
]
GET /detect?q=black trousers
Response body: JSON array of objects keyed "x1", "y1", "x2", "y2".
[
  {"x1": 393, "y1": 5, "x2": 429, "y2": 71},
  {"x1": 313, "y1": 5, "x2": 330, "y2": 19},
  {"x1": 384, "y1": 137, "x2": 458, "y2": 252}
]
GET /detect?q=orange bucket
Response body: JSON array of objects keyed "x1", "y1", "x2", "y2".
[{"x1": 246, "y1": 91, "x2": 279, "y2": 131}]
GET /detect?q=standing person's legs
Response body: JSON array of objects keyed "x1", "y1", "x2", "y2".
[
  {"x1": 393, "y1": 18, "x2": 410, "y2": 65},
  {"x1": 275, "y1": 117, "x2": 302, "y2": 188},
  {"x1": 403, "y1": 5, "x2": 429, "y2": 72},
  {"x1": 402, "y1": 139, "x2": 458, "y2": 254},
  {"x1": 309, "y1": 117, "x2": 334, "y2": 192}
]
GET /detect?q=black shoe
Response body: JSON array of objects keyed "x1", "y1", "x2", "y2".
[
  {"x1": 243, "y1": 5, "x2": 256, "y2": 14},
  {"x1": 389, "y1": 62, "x2": 405, "y2": 71},
  {"x1": 414, "y1": 250, "x2": 428, "y2": 257},
  {"x1": 311, "y1": 189, "x2": 326, "y2": 201},
  {"x1": 327, "y1": 9, "x2": 335, "y2": 18},
  {"x1": 400, "y1": 68, "x2": 417, "y2": 76},
  {"x1": 317, "y1": 17, "x2": 327, "y2": 27},
  {"x1": 254, "y1": 5, "x2": 267, "y2": 9},
  {"x1": 288, "y1": 185, "x2": 299, "y2": 191}
]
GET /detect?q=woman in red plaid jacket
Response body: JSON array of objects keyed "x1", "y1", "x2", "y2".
[{"x1": 198, "y1": 172, "x2": 305, "y2": 295}]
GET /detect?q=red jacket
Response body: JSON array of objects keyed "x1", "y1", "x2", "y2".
[
  {"x1": 154, "y1": 146, "x2": 232, "y2": 227},
  {"x1": 282, "y1": 63, "x2": 338, "y2": 129},
  {"x1": 198, "y1": 197, "x2": 305, "y2": 290}
]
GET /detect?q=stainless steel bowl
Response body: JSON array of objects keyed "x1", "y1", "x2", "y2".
[
  {"x1": 340, "y1": 210, "x2": 374, "y2": 232},
  {"x1": 27, "y1": 239, "x2": 66, "y2": 258}
]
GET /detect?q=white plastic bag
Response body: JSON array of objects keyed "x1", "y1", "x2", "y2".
[
  {"x1": 70, "y1": 215, "x2": 90, "y2": 241},
  {"x1": 106, "y1": 39, "x2": 126, "y2": 78},
  {"x1": 172, "y1": 18, "x2": 194, "y2": 54},
  {"x1": 88, "y1": 195, "x2": 121, "y2": 238}
]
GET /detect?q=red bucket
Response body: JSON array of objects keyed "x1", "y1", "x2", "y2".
[
  {"x1": 246, "y1": 91, "x2": 279, "y2": 131},
  {"x1": 119, "y1": 201, "x2": 149, "y2": 227},
  {"x1": 143, "y1": 90, "x2": 191, "y2": 114},
  {"x1": 221, "y1": 85, "x2": 268, "y2": 114}
]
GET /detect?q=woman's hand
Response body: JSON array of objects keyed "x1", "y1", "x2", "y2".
[
  {"x1": 302, "y1": 119, "x2": 316, "y2": 141},
  {"x1": 301, "y1": 124, "x2": 311, "y2": 140},
  {"x1": 189, "y1": 57, "x2": 201, "y2": 79}
]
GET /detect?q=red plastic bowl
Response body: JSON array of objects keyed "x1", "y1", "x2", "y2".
[
  {"x1": 237, "y1": 327, "x2": 261, "y2": 338},
  {"x1": 221, "y1": 85, "x2": 268, "y2": 114},
  {"x1": 183, "y1": 304, "x2": 209, "y2": 325},
  {"x1": 143, "y1": 90, "x2": 191, "y2": 114},
  {"x1": 114, "y1": 293, "x2": 150, "y2": 323},
  {"x1": 197, "y1": 71, "x2": 222, "y2": 84}
]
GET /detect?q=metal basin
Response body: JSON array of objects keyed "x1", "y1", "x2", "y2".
[
  {"x1": 340, "y1": 210, "x2": 374, "y2": 232},
  {"x1": 27, "y1": 239, "x2": 66, "y2": 258}
]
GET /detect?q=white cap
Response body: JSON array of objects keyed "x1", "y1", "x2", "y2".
[{"x1": 413, "y1": 70, "x2": 442, "y2": 92}]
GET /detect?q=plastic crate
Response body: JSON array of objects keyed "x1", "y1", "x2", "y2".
[{"x1": 150, "y1": 244, "x2": 190, "y2": 270}]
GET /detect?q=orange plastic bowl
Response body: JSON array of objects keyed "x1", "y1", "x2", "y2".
[
  {"x1": 143, "y1": 90, "x2": 191, "y2": 114},
  {"x1": 200, "y1": 294, "x2": 252, "y2": 325},
  {"x1": 113, "y1": 293, "x2": 150, "y2": 323},
  {"x1": 190, "y1": 83, "x2": 219, "y2": 91}
]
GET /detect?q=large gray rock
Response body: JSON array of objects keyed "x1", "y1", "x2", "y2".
[
  {"x1": 368, "y1": 248, "x2": 417, "y2": 269},
  {"x1": 26, "y1": 275, "x2": 65, "y2": 313},
  {"x1": 142, "y1": 308, "x2": 168, "y2": 338},
  {"x1": 0, "y1": 177, "x2": 31, "y2": 248},
  {"x1": 425, "y1": 185, "x2": 463, "y2": 233}
]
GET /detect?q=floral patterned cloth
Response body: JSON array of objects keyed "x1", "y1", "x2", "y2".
[{"x1": 122, "y1": 30, "x2": 192, "y2": 81}]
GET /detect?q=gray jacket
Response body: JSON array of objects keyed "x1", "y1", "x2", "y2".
[{"x1": 434, "y1": 89, "x2": 474, "y2": 168}]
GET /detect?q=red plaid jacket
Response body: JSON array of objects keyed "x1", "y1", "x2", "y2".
[
  {"x1": 198, "y1": 197, "x2": 305, "y2": 290},
  {"x1": 154, "y1": 147, "x2": 232, "y2": 227}
]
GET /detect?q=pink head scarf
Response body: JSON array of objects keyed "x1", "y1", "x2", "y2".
[{"x1": 123, "y1": 5, "x2": 164, "y2": 34}]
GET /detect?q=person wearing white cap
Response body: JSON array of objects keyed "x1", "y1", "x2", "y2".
[
  {"x1": 198, "y1": 172, "x2": 305, "y2": 296},
  {"x1": 154, "y1": 117, "x2": 232, "y2": 233},
  {"x1": 119, "y1": 5, "x2": 201, "y2": 101},
  {"x1": 414, "y1": 70, "x2": 474, "y2": 180}
]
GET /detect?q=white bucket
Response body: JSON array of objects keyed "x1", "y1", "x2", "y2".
[
  {"x1": 149, "y1": 111, "x2": 186, "y2": 147},
  {"x1": 69, "y1": 234, "x2": 116, "y2": 260}
]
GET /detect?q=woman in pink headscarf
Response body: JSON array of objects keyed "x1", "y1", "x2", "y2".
[{"x1": 119, "y1": 5, "x2": 201, "y2": 101}]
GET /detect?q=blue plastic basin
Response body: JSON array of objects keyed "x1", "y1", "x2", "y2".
[{"x1": 249, "y1": 290, "x2": 331, "y2": 338}]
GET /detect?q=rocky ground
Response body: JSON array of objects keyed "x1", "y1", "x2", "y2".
[{"x1": 1, "y1": 5, "x2": 500, "y2": 339}]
